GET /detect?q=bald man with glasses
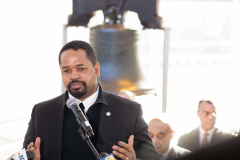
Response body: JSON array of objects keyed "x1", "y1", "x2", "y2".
[{"x1": 177, "y1": 100, "x2": 234, "y2": 152}]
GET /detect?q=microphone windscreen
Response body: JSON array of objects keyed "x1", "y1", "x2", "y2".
[
  {"x1": 26, "y1": 150, "x2": 35, "y2": 160},
  {"x1": 66, "y1": 98, "x2": 77, "y2": 109}
]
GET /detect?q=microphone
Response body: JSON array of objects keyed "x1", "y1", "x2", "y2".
[
  {"x1": 26, "y1": 150, "x2": 35, "y2": 160},
  {"x1": 66, "y1": 98, "x2": 94, "y2": 137},
  {"x1": 100, "y1": 153, "x2": 116, "y2": 160},
  {"x1": 7, "y1": 148, "x2": 35, "y2": 160}
]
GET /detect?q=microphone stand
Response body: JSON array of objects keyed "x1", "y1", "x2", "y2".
[{"x1": 75, "y1": 118, "x2": 108, "y2": 160}]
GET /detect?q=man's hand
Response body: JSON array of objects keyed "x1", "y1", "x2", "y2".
[
  {"x1": 112, "y1": 135, "x2": 136, "y2": 160},
  {"x1": 27, "y1": 137, "x2": 41, "y2": 160}
]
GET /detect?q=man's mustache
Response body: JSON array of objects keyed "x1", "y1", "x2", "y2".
[{"x1": 68, "y1": 80, "x2": 86, "y2": 87}]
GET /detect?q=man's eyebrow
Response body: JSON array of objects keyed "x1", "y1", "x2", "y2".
[
  {"x1": 62, "y1": 66, "x2": 68, "y2": 69},
  {"x1": 62, "y1": 64, "x2": 84, "y2": 69},
  {"x1": 76, "y1": 64, "x2": 84, "y2": 67}
]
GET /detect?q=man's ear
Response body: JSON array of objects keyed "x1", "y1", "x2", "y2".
[
  {"x1": 95, "y1": 62, "x2": 100, "y2": 77},
  {"x1": 197, "y1": 110, "x2": 200, "y2": 118},
  {"x1": 171, "y1": 130, "x2": 175, "y2": 139}
]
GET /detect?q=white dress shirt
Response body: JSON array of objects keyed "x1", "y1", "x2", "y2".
[
  {"x1": 68, "y1": 86, "x2": 99, "y2": 113},
  {"x1": 199, "y1": 126, "x2": 215, "y2": 146}
]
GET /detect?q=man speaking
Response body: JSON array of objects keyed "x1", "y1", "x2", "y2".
[{"x1": 23, "y1": 40, "x2": 159, "y2": 160}]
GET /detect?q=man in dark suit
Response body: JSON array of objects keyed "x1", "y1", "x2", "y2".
[
  {"x1": 23, "y1": 40, "x2": 159, "y2": 160},
  {"x1": 178, "y1": 100, "x2": 234, "y2": 152},
  {"x1": 148, "y1": 118, "x2": 191, "y2": 160}
]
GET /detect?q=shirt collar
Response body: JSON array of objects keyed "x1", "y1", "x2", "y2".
[
  {"x1": 199, "y1": 126, "x2": 215, "y2": 145},
  {"x1": 199, "y1": 126, "x2": 215, "y2": 136},
  {"x1": 68, "y1": 86, "x2": 99, "y2": 113}
]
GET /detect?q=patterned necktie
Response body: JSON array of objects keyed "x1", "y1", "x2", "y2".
[{"x1": 201, "y1": 132, "x2": 209, "y2": 147}]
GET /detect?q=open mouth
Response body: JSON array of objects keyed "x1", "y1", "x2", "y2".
[{"x1": 70, "y1": 82, "x2": 84, "y2": 89}]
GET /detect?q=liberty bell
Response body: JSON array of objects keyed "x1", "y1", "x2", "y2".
[{"x1": 68, "y1": 0, "x2": 162, "y2": 95}]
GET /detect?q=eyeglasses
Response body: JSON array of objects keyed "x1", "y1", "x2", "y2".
[{"x1": 199, "y1": 110, "x2": 216, "y2": 117}]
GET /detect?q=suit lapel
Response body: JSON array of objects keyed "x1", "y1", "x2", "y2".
[
  {"x1": 192, "y1": 128, "x2": 200, "y2": 150},
  {"x1": 96, "y1": 91, "x2": 118, "y2": 153},
  {"x1": 49, "y1": 93, "x2": 65, "y2": 160},
  {"x1": 166, "y1": 147, "x2": 175, "y2": 160},
  {"x1": 209, "y1": 128, "x2": 218, "y2": 145}
]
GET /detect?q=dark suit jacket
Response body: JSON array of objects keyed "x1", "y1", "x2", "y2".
[
  {"x1": 23, "y1": 84, "x2": 159, "y2": 160},
  {"x1": 166, "y1": 146, "x2": 191, "y2": 160},
  {"x1": 177, "y1": 136, "x2": 240, "y2": 160},
  {"x1": 177, "y1": 127, "x2": 234, "y2": 152}
]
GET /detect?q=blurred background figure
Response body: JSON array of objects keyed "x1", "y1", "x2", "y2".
[
  {"x1": 178, "y1": 100, "x2": 234, "y2": 152},
  {"x1": 118, "y1": 90, "x2": 136, "y2": 101},
  {"x1": 148, "y1": 117, "x2": 191, "y2": 160}
]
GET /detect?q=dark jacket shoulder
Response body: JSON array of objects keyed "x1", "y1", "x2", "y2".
[
  {"x1": 173, "y1": 145, "x2": 191, "y2": 155},
  {"x1": 34, "y1": 94, "x2": 65, "y2": 109},
  {"x1": 177, "y1": 128, "x2": 199, "y2": 152},
  {"x1": 211, "y1": 128, "x2": 234, "y2": 144},
  {"x1": 177, "y1": 136, "x2": 240, "y2": 160},
  {"x1": 166, "y1": 146, "x2": 191, "y2": 160},
  {"x1": 178, "y1": 127, "x2": 234, "y2": 152},
  {"x1": 179, "y1": 128, "x2": 199, "y2": 140},
  {"x1": 178, "y1": 128, "x2": 198, "y2": 144}
]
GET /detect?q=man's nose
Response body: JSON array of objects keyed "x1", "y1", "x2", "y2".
[
  {"x1": 71, "y1": 70, "x2": 79, "y2": 79},
  {"x1": 152, "y1": 136, "x2": 160, "y2": 144}
]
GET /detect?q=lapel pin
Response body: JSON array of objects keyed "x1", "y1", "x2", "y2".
[{"x1": 106, "y1": 112, "x2": 111, "y2": 116}]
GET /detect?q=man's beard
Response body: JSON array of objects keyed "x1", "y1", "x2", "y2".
[{"x1": 67, "y1": 80, "x2": 87, "y2": 98}]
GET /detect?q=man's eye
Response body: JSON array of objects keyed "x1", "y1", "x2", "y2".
[
  {"x1": 78, "y1": 68, "x2": 85, "y2": 71},
  {"x1": 64, "y1": 70, "x2": 70, "y2": 73},
  {"x1": 157, "y1": 134, "x2": 165, "y2": 139}
]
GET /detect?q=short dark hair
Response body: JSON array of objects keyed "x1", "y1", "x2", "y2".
[
  {"x1": 198, "y1": 100, "x2": 214, "y2": 109},
  {"x1": 59, "y1": 40, "x2": 97, "y2": 66}
]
